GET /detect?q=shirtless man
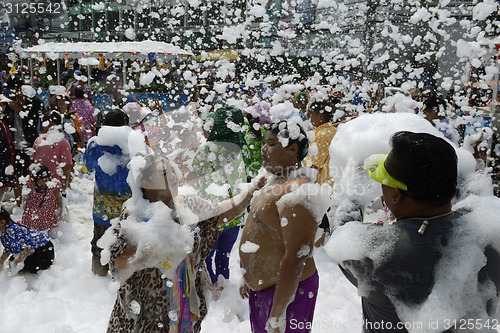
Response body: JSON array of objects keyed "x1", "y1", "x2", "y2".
[{"x1": 240, "y1": 120, "x2": 320, "y2": 333}]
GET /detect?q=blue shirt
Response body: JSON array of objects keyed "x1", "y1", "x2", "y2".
[
  {"x1": 84, "y1": 140, "x2": 132, "y2": 226},
  {"x1": 0, "y1": 223, "x2": 50, "y2": 255},
  {"x1": 84, "y1": 142, "x2": 131, "y2": 196}
]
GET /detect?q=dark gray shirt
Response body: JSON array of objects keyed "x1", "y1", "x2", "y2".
[{"x1": 340, "y1": 213, "x2": 500, "y2": 333}]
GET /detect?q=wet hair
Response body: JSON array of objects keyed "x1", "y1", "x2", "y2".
[
  {"x1": 270, "y1": 120, "x2": 309, "y2": 163},
  {"x1": 74, "y1": 86, "x2": 85, "y2": 99},
  {"x1": 423, "y1": 94, "x2": 446, "y2": 113},
  {"x1": 385, "y1": 131, "x2": 457, "y2": 204},
  {"x1": 6, "y1": 76, "x2": 23, "y2": 89},
  {"x1": 43, "y1": 111, "x2": 63, "y2": 126},
  {"x1": 103, "y1": 109, "x2": 129, "y2": 127},
  {"x1": 0, "y1": 207, "x2": 14, "y2": 225},
  {"x1": 30, "y1": 164, "x2": 51, "y2": 180},
  {"x1": 308, "y1": 95, "x2": 340, "y2": 122}
]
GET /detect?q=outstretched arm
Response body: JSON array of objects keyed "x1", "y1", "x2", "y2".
[{"x1": 217, "y1": 176, "x2": 266, "y2": 227}]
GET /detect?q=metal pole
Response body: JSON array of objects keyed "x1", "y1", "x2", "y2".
[
  {"x1": 87, "y1": 64, "x2": 91, "y2": 86},
  {"x1": 29, "y1": 57, "x2": 33, "y2": 84},
  {"x1": 122, "y1": 58, "x2": 126, "y2": 87},
  {"x1": 491, "y1": 51, "x2": 499, "y2": 114},
  {"x1": 57, "y1": 57, "x2": 61, "y2": 86}
]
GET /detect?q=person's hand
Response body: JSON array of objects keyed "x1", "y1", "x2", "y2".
[
  {"x1": 472, "y1": 128, "x2": 490, "y2": 147},
  {"x1": 133, "y1": 97, "x2": 144, "y2": 107},
  {"x1": 251, "y1": 176, "x2": 267, "y2": 192},
  {"x1": 149, "y1": 98, "x2": 163, "y2": 113},
  {"x1": 265, "y1": 326, "x2": 282, "y2": 333},
  {"x1": 265, "y1": 316, "x2": 285, "y2": 333},
  {"x1": 9, "y1": 260, "x2": 24, "y2": 274},
  {"x1": 332, "y1": 199, "x2": 363, "y2": 227},
  {"x1": 239, "y1": 281, "x2": 249, "y2": 299}
]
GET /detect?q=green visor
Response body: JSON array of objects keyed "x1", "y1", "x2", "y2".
[{"x1": 365, "y1": 154, "x2": 408, "y2": 191}]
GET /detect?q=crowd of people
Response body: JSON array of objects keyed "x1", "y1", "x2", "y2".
[{"x1": 0, "y1": 68, "x2": 499, "y2": 333}]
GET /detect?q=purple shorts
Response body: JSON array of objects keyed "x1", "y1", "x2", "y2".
[{"x1": 248, "y1": 271, "x2": 319, "y2": 333}]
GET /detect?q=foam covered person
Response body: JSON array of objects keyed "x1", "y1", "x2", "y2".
[
  {"x1": 105, "y1": 154, "x2": 265, "y2": 332},
  {"x1": 83, "y1": 109, "x2": 147, "y2": 276},
  {"x1": 0, "y1": 207, "x2": 55, "y2": 274},
  {"x1": 3, "y1": 76, "x2": 45, "y2": 207},
  {"x1": 329, "y1": 131, "x2": 500, "y2": 333},
  {"x1": 239, "y1": 119, "x2": 329, "y2": 333}
]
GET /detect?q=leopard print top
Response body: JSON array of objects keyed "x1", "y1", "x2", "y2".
[{"x1": 107, "y1": 195, "x2": 219, "y2": 333}]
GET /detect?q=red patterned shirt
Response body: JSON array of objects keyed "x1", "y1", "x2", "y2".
[{"x1": 21, "y1": 178, "x2": 61, "y2": 232}]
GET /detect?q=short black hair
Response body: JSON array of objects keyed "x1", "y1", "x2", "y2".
[
  {"x1": 386, "y1": 131, "x2": 457, "y2": 203},
  {"x1": 30, "y1": 164, "x2": 51, "y2": 180},
  {"x1": 6, "y1": 76, "x2": 23, "y2": 89},
  {"x1": 423, "y1": 94, "x2": 446, "y2": 113},
  {"x1": 270, "y1": 120, "x2": 309, "y2": 163},
  {"x1": 0, "y1": 207, "x2": 14, "y2": 225},
  {"x1": 74, "y1": 86, "x2": 85, "y2": 99},
  {"x1": 308, "y1": 95, "x2": 340, "y2": 122},
  {"x1": 103, "y1": 109, "x2": 129, "y2": 127},
  {"x1": 43, "y1": 111, "x2": 62, "y2": 126}
]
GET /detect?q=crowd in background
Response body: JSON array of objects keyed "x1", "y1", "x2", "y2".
[
  {"x1": 0, "y1": 63, "x2": 497, "y2": 264},
  {"x1": 0, "y1": 64, "x2": 498, "y2": 332}
]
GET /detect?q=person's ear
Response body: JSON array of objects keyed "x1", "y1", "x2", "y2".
[
  {"x1": 287, "y1": 143, "x2": 298, "y2": 156},
  {"x1": 391, "y1": 188, "x2": 404, "y2": 205},
  {"x1": 383, "y1": 186, "x2": 399, "y2": 205}
]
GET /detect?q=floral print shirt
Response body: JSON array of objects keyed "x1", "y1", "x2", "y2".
[
  {"x1": 0, "y1": 223, "x2": 49, "y2": 255},
  {"x1": 70, "y1": 99, "x2": 97, "y2": 142},
  {"x1": 302, "y1": 122, "x2": 337, "y2": 187}
]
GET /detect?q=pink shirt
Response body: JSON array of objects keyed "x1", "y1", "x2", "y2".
[{"x1": 32, "y1": 133, "x2": 73, "y2": 185}]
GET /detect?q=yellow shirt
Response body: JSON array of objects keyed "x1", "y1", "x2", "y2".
[{"x1": 303, "y1": 122, "x2": 337, "y2": 186}]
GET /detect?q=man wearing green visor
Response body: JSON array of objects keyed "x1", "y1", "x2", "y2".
[{"x1": 332, "y1": 131, "x2": 500, "y2": 333}]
